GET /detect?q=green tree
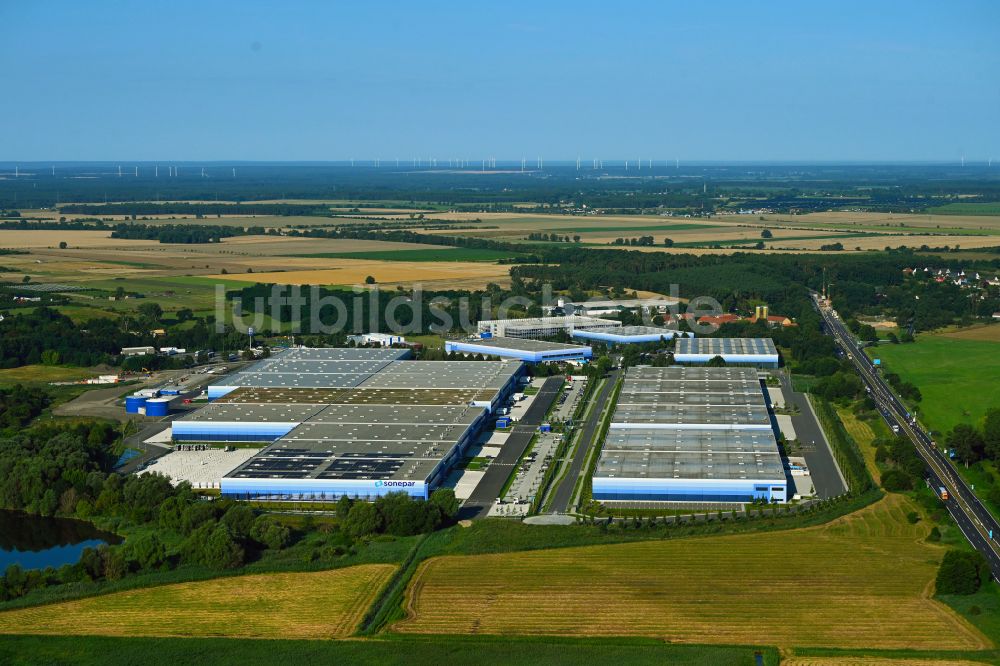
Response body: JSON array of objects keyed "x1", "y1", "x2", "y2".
[
  {"x1": 201, "y1": 526, "x2": 245, "y2": 569},
  {"x1": 137, "y1": 302, "x2": 163, "y2": 323},
  {"x1": 365, "y1": 275, "x2": 376, "y2": 285},
  {"x1": 250, "y1": 516, "x2": 292, "y2": 550},
  {"x1": 124, "y1": 533, "x2": 167, "y2": 571},
  {"x1": 429, "y1": 488, "x2": 460, "y2": 522},
  {"x1": 706, "y1": 355, "x2": 727, "y2": 367},
  {"x1": 947, "y1": 424, "x2": 985, "y2": 464},
  {"x1": 344, "y1": 501, "x2": 382, "y2": 537},
  {"x1": 982, "y1": 408, "x2": 1000, "y2": 460},
  {"x1": 336, "y1": 494, "x2": 353, "y2": 519},
  {"x1": 761, "y1": 229, "x2": 773, "y2": 239},
  {"x1": 220, "y1": 504, "x2": 255, "y2": 541},
  {"x1": 935, "y1": 550, "x2": 988, "y2": 595}
]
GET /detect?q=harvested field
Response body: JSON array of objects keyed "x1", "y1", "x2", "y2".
[
  {"x1": 393, "y1": 495, "x2": 989, "y2": 650},
  {"x1": 208, "y1": 259, "x2": 512, "y2": 288},
  {"x1": 0, "y1": 230, "x2": 154, "y2": 249},
  {"x1": 836, "y1": 407, "x2": 882, "y2": 483},
  {"x1": 0, "y1": 565, "x2": 395, "y2": 639},
  {"x1": 777, "y1": 235, "x2": 1000, "y2": 251},
  {"x1": 936, "y1": 324, "x2": 1000, "y2": 342},
  {"x1": 756, "y1": 211, "x2": 1000, "y2": 235}
]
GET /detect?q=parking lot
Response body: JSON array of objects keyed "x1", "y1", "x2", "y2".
[
  {"x1": 551, "y1": 377, "x2": 586, "y2": 423},
  {"x1": 501, "y1": 430, "x2": 562, "y2": 505}
]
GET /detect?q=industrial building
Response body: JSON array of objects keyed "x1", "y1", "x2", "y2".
[
  {"x1": 206, "y1": 346, "x2": 410, "y2": 399},
  {"x1": 445, "y1": 336, "x2": 592, "y2": 363},
  {"x1": 572, "y1": 325, "x2": 691, "y2": 345},
  {"x1": 172, "y1": 348, "x2": 522, "y2": 501},
  {"x1": 592, "y1": 366, "x2": 787, "y2": 503},
  {"x1": 551, "y1": 297, "x2": 677, "y2": 317},
  {"x1": 674, "y1": 337, "x2": 779, "y2": 368},
  {"x1": 476, "y1": 315, "x2": 621, "y2": 339}
]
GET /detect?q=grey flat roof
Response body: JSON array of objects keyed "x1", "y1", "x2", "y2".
[
  {"x1": 359, "y1": 360, "x2": 521, "y2": 390},
  {"x1": 211, "y1": 347, "x2": 408, "y2": 391},
  {"x1": 567, "y1": 299, "x2": 677, "y2": 309},
  {"x1": 594, "y1": 365, "x2": 783, "y2": 483},
  {"x1": 450, "y1": 337, "x2": 588, "y2": 352},
  {"x1": 218, "y1": 372, "x2": 372, "y2": 389},
  {"x1": 675, "y1": 337, "x2": 778, "y2": 356},
  {"x1": 480, "y1": 315, "x2": 621, "y2": 329},
  {"x1": 279, "y1": 421, "x2": 476, "y2": 444},
  {"x1": 626, "y1": 366, "x2": 761, "y2": 381},
  {"x1": 197, "y1": 348, "x2": 523, "y2": 485},
  {"x1": 615, "y1": 391, "x2": 767, "y2": 407},
  {"x1": 602, "y1": 428, "x2": 780, "y2": 455},
  {"x1": 178, "y1": 403, "x2": 325, "y2": 423},
  {"x1": 226, "y1": 442, "x2": 443, "y2": 482},
  {"x1": 269, "y1": 347, "x2": 409, "y2": 362},
  {"x1": 577, "y1": 325, "x2": 681, "y2": 337},
  {"x1": 594, "y1": 450, "x2": 785, "y2": 481},
  {"x1": 611, "y1": 404, "x2": 772, "y2": 428},
  {"x1": 307, "y1": 404, "x2": 483, "y2": 426}
]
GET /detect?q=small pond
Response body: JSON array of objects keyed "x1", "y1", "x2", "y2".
[{"x1": 0, "y1": 510, "x2": 122, "y2": 571}]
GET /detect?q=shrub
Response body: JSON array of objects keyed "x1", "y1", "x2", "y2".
[{"x1": 936, "y1": 550, "x2": 988, "y2": 595}]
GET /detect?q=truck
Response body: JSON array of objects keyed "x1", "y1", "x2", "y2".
[{"x1": 938, "y1": 487, "x2": 949, "y2": 501}]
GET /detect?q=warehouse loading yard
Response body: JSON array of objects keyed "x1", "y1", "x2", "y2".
[{"x1": 133, "y1": 335, "x2": 842, "y2": 512}]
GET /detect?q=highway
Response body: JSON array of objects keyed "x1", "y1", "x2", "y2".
[{"x1": 814, "y1": 294, "x2": 1000, "y2": 579}]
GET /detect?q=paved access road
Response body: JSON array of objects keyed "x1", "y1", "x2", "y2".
[
  {"x1": 774, "y1": 373, "x2": 847, "y2": 498},
  {"x1": 816, "y1": 294, "x2": 1000, "y2": 580},
  {"x1": 548, "y1": 369, "x2": 619, "y2": 513},
  {"x1": 460, "y1": 376, "x2": 564, "y2": 520}
]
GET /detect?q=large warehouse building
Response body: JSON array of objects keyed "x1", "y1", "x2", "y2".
[
  {"x1": 572, "y1": 325, "x2": 692, "y2": 345},
  {"x1": 476, "y1": 315, "x2": 621, "y2": 339},
  {"x1": 173, "y1": 348, "x2": 522, "y2": 500},
  {"x1": 592, "y1": 366, "x2": 787, "y2": 503},
  {"x1": 674, "y1": 337, "x2": 779, "y2": 368},
  {"x1": 206, "y1": 347, "x2": 410, "y2": 399},
  {"x1": 444, "y1": 336, "x2": 592, "y2": 363}
]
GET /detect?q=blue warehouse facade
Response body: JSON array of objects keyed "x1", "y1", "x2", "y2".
[
  {"x1": 572, "y1": 325, "x2": 693, "y2": 345},
  {"x1": 445, "y1": 336, "x2": 592, "y2": 363}
]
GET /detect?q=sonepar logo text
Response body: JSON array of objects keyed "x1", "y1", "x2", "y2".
[{"x1": 374, "y1": 480, "x2": 416, "y2": 488}]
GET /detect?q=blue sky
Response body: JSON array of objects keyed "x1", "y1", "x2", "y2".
[{"x1": 2, "y1": 1, "x2": 997, "y2": 161}]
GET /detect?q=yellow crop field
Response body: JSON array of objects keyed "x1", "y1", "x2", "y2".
[
  {"x1": 783, "y1": 658, "x2": 991, "y2": 666},
  {"x1": 210, "y1": 259, "x2": 512, "y2": 288},
  {"x1": 0, "y1": 230, "x2": 155, "y2": 249},
  {"x1": 394, "y1": 495, "x2": 989, "y2": 651},
  {"x1": 0, "y1": 565, "x2": 394, "y2": 639}
]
